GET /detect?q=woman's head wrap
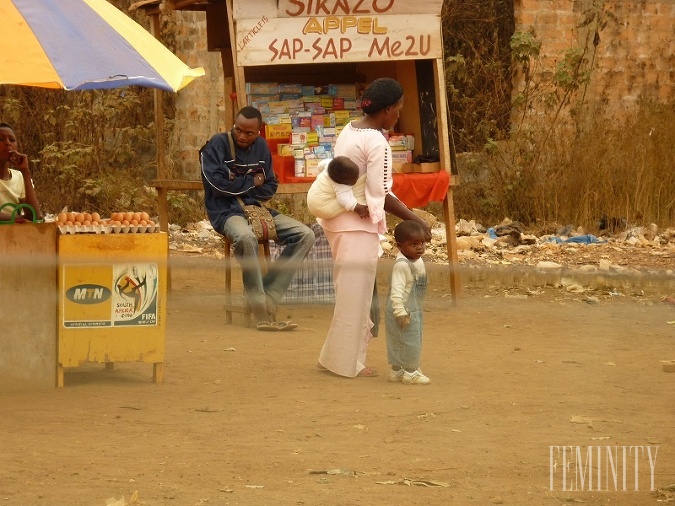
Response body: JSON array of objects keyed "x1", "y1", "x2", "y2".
[{"x1": 360, "y1": 78, "x2": 403, "y2": 115}]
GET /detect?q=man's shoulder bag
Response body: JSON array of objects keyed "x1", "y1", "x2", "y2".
[
  {"x1": 227, "y1": 131, "x2": 278, "y2": 242},
  {"x1": 236, "y1": 197, "x2": 277, "y2": 242}
]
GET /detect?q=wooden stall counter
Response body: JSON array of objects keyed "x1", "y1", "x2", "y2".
[{"x1": 57, "y1": 232, "x2": 168, "y2": 387}]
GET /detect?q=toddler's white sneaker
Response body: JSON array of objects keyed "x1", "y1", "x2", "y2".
[
  {"x1": 388, "y1": 368, "x2": 405, "y2": 383},
  {"x1": 402, "y1": 369, "x2": 431, "y2": 385}
]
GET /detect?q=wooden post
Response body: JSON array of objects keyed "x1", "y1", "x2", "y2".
[
  {"x1": 150, "y1": 13, "x2": 169, "y2": 235},
  {"x1": 433, "y1": 58, "x2": 461, "y2": 304}
]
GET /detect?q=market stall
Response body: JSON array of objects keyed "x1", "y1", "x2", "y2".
[
  {"x1": 0, "y1": 1, "x2": 202, "y2": 390},
  {"x1": 0, "y1": 222, "x2": 167, "y2": 389},
  {"x1": 142, "y1": 0, "x2": 460, "y2": 300},
  {"x1": 57, "y1": 228, "x2": 168, "y2": 387}
]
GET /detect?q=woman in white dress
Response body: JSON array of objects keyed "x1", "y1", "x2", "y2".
[{"x1": 316, "y1": 78, "x2": 431, "y2": 378}]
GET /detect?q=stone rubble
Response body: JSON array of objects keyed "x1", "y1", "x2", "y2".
[{"x1": 168, "y1": 216, "x2": 675, "y2": 300}]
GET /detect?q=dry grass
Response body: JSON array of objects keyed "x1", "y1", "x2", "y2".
[{"x1": 455, "y1": 100, "x2": 675, "y2": 230}]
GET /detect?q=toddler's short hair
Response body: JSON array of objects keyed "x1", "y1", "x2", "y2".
[
  {"x1": 394, "y1": 220, "x2": 426, "y2": 243},
  {"x1": 327, "y1": 156, "x2": 359, "y2": 186}
]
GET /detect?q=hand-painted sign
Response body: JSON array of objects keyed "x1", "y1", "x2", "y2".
[
  {"x1": 233, "y1": 0, "x2": 443, "y2": 66},
  {"x1": 233, "y1": 0, "x2": 444, "y2": 19}
]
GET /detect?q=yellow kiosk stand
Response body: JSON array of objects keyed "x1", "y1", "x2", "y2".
[{"x1": 57, "y1": 232, "x2": 168, "y2": 387}]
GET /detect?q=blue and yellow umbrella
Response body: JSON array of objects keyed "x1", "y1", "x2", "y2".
[{"x1": 2, "y1": 0, "x2": 204, "y2": 92}]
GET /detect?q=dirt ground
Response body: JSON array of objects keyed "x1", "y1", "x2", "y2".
[{"x1": 1, "y1": 253, "x2": 674, "y2": 506}]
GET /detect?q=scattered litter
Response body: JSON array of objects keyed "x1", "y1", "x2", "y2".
[
  {"x1": 224, "y1": 347, "x2": 236, "y2": 352},
  {"x1": 105, "y1": 491, "x2": 138, "y2": 506},
  {"x1": 195, "y1": 407, "x2": 220, "y2": 413},
  {"x1": 590, "y1": 436, "x2": 611, "y2": 440},
  {"x1": 376, "y1": 478, "x2": 450, "y2": 487},
  {"x1": 245, "y1": 485, "x2": 265, "y2": 489},
  {"x1": 565, "y1": 284, "x2": 586, "y2": 293},
  {"x1": 570, "y1": 415, "x2": 623, "y2": 428},
  {"x1": 308, "y1": 468, "x2": 359, "y2": 476},
  {"x1": 570, "y1": 415, "x2": 594, "y2": 428}
]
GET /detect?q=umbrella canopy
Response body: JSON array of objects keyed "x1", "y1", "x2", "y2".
[{"x1": 2, "y1": 0, "x2": 204, "y2": 92}]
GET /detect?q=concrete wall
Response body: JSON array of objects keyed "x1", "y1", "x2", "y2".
[{"x1": 167, "y1": 1, "x2": 675, "y2": 178}]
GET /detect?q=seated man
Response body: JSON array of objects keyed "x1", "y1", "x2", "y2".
[{"x1": 200, "y1": 106, "x2": 315, "y2": 331}]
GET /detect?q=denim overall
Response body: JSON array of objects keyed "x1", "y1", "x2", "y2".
[{"x1": 385, "y1": 258, "x2": 428, "y2": 370}]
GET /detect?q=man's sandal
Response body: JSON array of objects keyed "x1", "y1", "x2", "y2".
[
  {"x1": 275, "y1": 321, "x2": 298, "y2": 331},
  {"x1": 256, "y1": 321, "x2": 278, "y2": 331},
  {"x1": 256, "y1": 320, "x2": 297, "y2": 332}
]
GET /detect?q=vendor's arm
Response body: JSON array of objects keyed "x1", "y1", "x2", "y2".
[
  {"x1": 18, "y1": 161, "x2": 42, "y2": 221},
  {"x1": 7, "y1": 152, "x2": 42, "y2": 221}
]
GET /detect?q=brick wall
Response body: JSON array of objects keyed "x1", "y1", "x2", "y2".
[
  {"x1": 514, "y1": 0, "x2": 675, "y2": 107},
  {"x1": 167, "y1": 10, "x2": 225, "y2": 180},
  {"x1": 168, "y1": 2, "x2": 675, "y2": 178}
]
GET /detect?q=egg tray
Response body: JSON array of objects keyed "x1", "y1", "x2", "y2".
[{"x1": 58, "y1": 224, "x2": 161, "y2": 235}]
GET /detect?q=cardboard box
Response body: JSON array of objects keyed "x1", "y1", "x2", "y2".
[
  {"x1": 401, "y1": 162, "x2": 441, "y2": 173},
  {"x1": 306, "y1": 132, "x2": 319, "y2": 145},
  {"x1": 277, "y1": 143, "x2": 294, "y2": 156},
  {"x1": 291, "y1": 131, "x2": 308, "y2": 145},
  {"x1": 246, "y1": 82, "x2": 278, "y2": 95},
  {"x1": 265, "y1": 123, "x2": 292, "y2": 140},
  {"x1": 391, "y1": 150, "x2": 413, "y2": 164},
  {"x1": 305, "y1": 158, "x2": 321, "y2": 177}
]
